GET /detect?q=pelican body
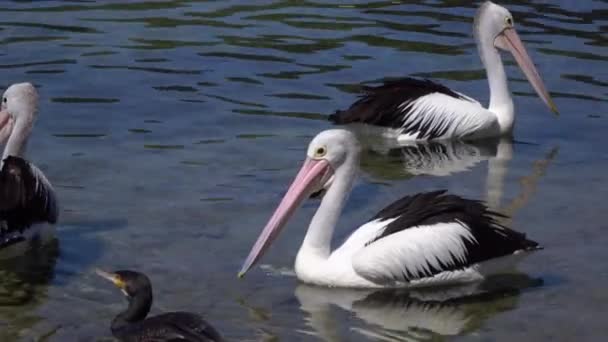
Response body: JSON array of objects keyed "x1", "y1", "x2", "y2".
[
  {"x1": 329, "y1": 1, "x2": 557, "y2": 141},
  {"x1": 239, "y1": 129, "x2": 540, "y2": 288},
  {"x1": 0, "y1": 83, "x2": 57, "y2": 254}
]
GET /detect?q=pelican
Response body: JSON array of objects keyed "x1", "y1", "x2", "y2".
[
  {"x1": 239, "y1": 129, "x2": 540, "y2": 288},
  {"x1": 329, "y1": 1, "x2": 558, "y2": 141},
  {"x1": 0, "y1": 83, "x2": 58, "y2": 254}
]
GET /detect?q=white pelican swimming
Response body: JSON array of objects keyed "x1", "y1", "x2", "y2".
[
  {"x1": 0, "y1": 82, "x2": 58, "y2": 254},
  {"x1": 329, "y1": 1, "x2": 558, "y2": 141},
  {"x1": 239, "y1": 129, "x2": 539, "y2": 288}
]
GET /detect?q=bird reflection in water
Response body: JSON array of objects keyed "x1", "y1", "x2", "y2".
[
  {"x1": 296, "y1": 274, "x2": 542, "y2": 341},
  {"x1": 357, "y1": 134, "x2": 559, "y2": 216},
  {"x1": 0, "y1": 238, "x2": 59, "y2": 340}
]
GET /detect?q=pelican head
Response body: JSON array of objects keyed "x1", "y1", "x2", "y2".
[
  {"x1": 474, "y1": 1, "x2": 558, "y2": 114},
  {"x1": 0, "y1": 82, "x2": 39, "y2": 145},
  {"x1": 239, "y1": 129, "x2": 360, "y2": 277}
]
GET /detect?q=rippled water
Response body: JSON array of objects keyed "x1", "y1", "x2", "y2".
[{"x1": 0, "y1": 0, "x2": 606, "y2": 341}]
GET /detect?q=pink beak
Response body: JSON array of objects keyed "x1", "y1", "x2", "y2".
[
  {"x1": 0, "y1": 109, "x2": 12, "y2": 145},
  {"x1": 238, "y1": 158, "x2": 332, "y2": 277},
  {"x1": 495, "y1": 28, "x2": 558, "y2": 115}
]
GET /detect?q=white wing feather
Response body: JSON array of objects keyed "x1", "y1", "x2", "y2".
[
  {"x1": 352, "y1": 221, "x2": 477, "y2": 284},
  {"x1": 398, "y1": 93, "x2": 498, "y2": 141}
]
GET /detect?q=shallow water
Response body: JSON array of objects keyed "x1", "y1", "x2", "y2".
[{"x1": 0, "y1": 0, "x2": 607, "y2": 341}]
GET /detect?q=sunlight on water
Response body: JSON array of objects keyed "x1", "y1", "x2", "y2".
[{"x1": 0, "y1": 0, "x2": 607, "y2": 341}]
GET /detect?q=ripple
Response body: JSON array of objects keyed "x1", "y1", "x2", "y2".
[
  {"x1": 200, "y1": 197, "x2": 233, "y2": 202},
  {"x1": 81, "y1": 51, "x2": 117, "y2": 57},
  {"x1": 219, "y1": 34, "x2": 342, "y2": 54},
  {"x1": 85, "y1": 17, "x2": 249, "y2": 29},
  {"x1": 236, "y1": 134, "x2": 276, "y2": 139},
  {"x1": 128, "y1": 128, "x2": 151, "y2": 134},
  {"x1": 0, "y1": 36, "x2": 67, "y2": 45},
  {"x1": 0, "y1": 2, "x2": 188, "y2": 12},
  {"x1": 89, "y1": 64, "x2": 201, "y2": 75},
  {"x1": 348, "y1": 34, "x2": 466, "y2": 55},
  {"x1": 562, "y1": 74, "x2": 608, "y2": 88},
  {"x1": 143, "y1": 144, "x2": 185, "y2": 150},
  {"x1": 514, "y1": 91, "x2": 606, "y2": 102},
  {"x1": 412, "y1": 69, "x2": 486, "y2": 81},
  {"x1": 0, "y1": 22, "x2": 99, "y2": 33},
  {"x1": 205, "y1": 94, "x2": 266, "y2": 108},
  {"x1": 234, "y1": 109, "x2": 326, "y2": 121},
  {"x1": 226, "y1": 77, "x2": 263, "y2": 85},
  {"x1": 121, "y1": 38, "x2": 217, "y2": 50},
  {"x1": 258, "y1": 63, "x2": 349, "y2": 80},
  {"x1": 197, "y1": 81, "x2": 218, "y2": 87},
  {"x1": 0, "y1": 59, "x2": 76, "y2": 69},
  {"x1": 343, "y1": 55, "x2": 372, "y2": 61},
  {"x1": 153, "y1": 85, "x2": 198, "y2": 92},
  {"x1": 245, "y1": 13, "x2": 373, "y2": 31},
  {"x1": 539, "y1": 47, "x2": 607, "y2": 61},
  {"x1": 135, "y1": 58, "x2": 169, "y2": 63},
  {"x1": 53, "y1": 133, "x2": 106, "y2": 138},
  {"x1": 51, "y1": 97, "x2": 119, "y2": 103},
  {"x1": 195, "y1": 139, "x2": 225, "y2": 145},
  {"x1": 26, "y1": 69, "x2": 65, "y2": 74},
  {"x1": 268, "y1": 93, "x2": 330, "y2": 100},
  {"x1": 181, "y1": 160, "x2": 208, "y2": 166},
  {"x1": 199, "y1": 51, "x2": 292, "y2": 63}
]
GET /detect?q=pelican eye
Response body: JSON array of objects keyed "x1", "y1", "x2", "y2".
[
  {"x1": 2, "y1": 97, "x2": 6, "y2": 103},
  {"x1": 505, "y1": 17, "x2": 513, "y2": 26},
  {"x1": 315, "y1": 146, "x2": 327, "y2": 158}
]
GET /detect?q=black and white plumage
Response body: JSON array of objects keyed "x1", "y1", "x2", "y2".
[
  {"x1": 239, "y1": 129, "x2": 540, "y2": 288},
  {"x1": 0, "y1": 156, "x2": 58, "y2": 231},
  {"x1": 329, "y1": 78, "x2": 493, "y2": 141},
  {"x1": 0, "y1": 82, "x2": 58, "y2": 251},
  {"x1": 355, "y1": 190, "x2": 539, "y2": 284},
  {"x1": 329, "y1": 1, "x2": 558, "y2": 141}
]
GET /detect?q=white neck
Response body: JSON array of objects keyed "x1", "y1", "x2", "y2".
[
  {"x1": 2, "y1": 115, "x2": 31, "y2": 161},
  {"x1": 298, "y1": 156, "x2": 358, "y2": 261},
  {"x1": 478, "y1": 38, "x2": 514, "y2": 135}
]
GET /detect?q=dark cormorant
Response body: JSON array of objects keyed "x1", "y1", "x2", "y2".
[{"x1": 96, "y1": 269, "x2": 224, "y2": 342}]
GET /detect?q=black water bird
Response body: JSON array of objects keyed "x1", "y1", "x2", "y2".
[{"x1": 96, "y1": 269, "x2": 224, "y2": 342}]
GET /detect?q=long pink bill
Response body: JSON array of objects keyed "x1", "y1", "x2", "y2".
[
  {"x1": 238, "y1": 158, "x2": 332, "y2": 278},
  {"x1": 497, "y1": 28, "x2": 558, "y2": 115},
  {"x1": 0, "y1": 110, "x2": 13, "y2": 145}
]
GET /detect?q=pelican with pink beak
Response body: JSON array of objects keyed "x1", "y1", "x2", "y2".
[
  {"x1": 0, "y1": 82, "x2": 58, "y2": 254},
  {"x1": 330, "y1": 1, "x2": 558, "y2": 141},
  {"x1": 239, "y1": 129, "x2": 540, "y2": 288}
]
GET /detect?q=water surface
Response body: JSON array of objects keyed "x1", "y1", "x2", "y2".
[{"x1": 0, "y1": 1, "x2": 607, "y2": 341}]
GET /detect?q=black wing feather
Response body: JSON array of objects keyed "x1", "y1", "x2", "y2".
[
  {"x1": 117, "y1": 312, "x2": 224, "y2": 342},
  {"x1": 0, "y1": 156, "x2": 58, "y2": 234},
  {"x1": 364, "y1": 191, "x2": 539, "y2": 280},
  {"x1": 329, "y1": 78, "x2": 468, "y2": 134}
]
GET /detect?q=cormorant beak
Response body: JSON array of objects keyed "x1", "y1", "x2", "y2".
[
  {"x1": 495, "y1": 27, "x2": 558, "y2": 115},
  {"x1": 95, "y1": 268, "x2": 128, "y2": 295}
]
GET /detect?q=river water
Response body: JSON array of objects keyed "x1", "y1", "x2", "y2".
[{"x1": 0, "y1": 1, "x2": 606, "y2": 341}]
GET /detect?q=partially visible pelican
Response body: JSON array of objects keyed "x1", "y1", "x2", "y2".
[
  {"x1": 330, "y1": 1, "x2": 557, "y2": 141},
  {"x1": 239, "y1": 129, "x2": 540, "y2": 288},
  {"x1": 0, "y1": 83, "x2": 57, "y2": 255}
]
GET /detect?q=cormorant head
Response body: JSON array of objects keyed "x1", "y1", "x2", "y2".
[{"x1": 95, "y1": 269, "x2": 152, "y2": 299}]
